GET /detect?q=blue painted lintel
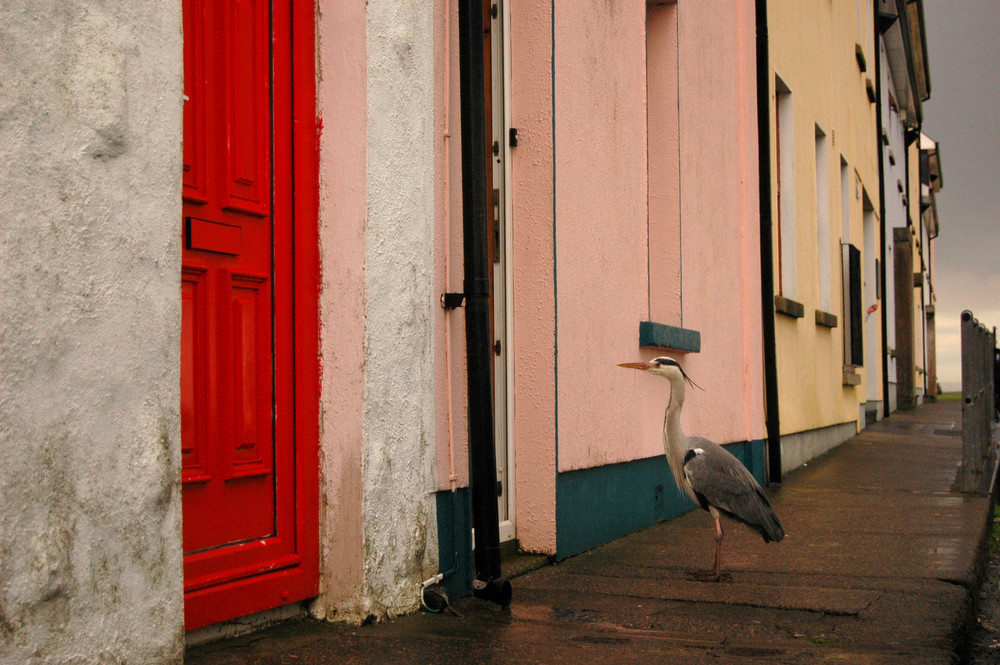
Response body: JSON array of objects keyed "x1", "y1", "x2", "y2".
[{"x1": 639, "y1": 320, "x2": 701, "y2": 353}]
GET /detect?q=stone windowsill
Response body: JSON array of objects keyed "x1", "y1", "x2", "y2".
[{"x1": 775, "y1": 295, "x2": 804, "y2": 319}]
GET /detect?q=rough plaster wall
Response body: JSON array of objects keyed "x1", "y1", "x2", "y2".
[
  {"x1": 362, "y1": 0, "x2": 439, "y2": 617},
  {"x1": 0, "y1": 2, "x2": 184, "y2": 663}
]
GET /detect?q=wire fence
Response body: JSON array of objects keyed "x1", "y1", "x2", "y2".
[{"x1": 960, "y1": 310, "x2": 998, "y2": 494}]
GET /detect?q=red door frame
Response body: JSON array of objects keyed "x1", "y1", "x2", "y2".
[{"x1": 182, "y1": 0, "x2": 318, "y2": 631}]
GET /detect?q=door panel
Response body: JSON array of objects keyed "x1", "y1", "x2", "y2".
[
  {"x1": 224, "y1": 0, "x2": 270, "y2": 215},
  {"x1": 182, "y1": 0, "x2": 317, "y2": 630},
  {"x1": 182, "y1": 0, "x2": 277, "y2": 557}
]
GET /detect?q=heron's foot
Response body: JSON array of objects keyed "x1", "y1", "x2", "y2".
[{"x1": 685, "y1": 569, "x2": 732, "y2": 583}]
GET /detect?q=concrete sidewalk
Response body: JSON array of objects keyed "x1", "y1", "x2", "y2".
[{"x1": 187, "y1": 401, "x2": 995, "y2": 664}]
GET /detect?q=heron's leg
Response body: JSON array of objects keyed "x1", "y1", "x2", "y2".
[
  {"x1": 686, "y1": 507, "x2": 731, "y2": 582},
  {"x1": 711, "y1": 508, "x2": 725, "y2": 581}
]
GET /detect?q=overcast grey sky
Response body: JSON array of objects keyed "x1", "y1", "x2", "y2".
[{"x1": 920, "y1": 0, "x2": 1000, "y2": 391}]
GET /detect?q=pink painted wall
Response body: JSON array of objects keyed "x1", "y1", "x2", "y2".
[
  {"x1": 553, "y1": 1, "x2": 654, "y2": 473},
  {"x1": 510, "y1": 0, "x2": 766, "y2": 551},
  {"x1": 315, "y1": 0, "x2": 766, "y2": 568},
  {"x1": 315, "y1": 0, "x2": 366, "y2": 617},
  {"x1": 510, "y1": 0, "x2": 557, "y2": 554},
  {"x1": 675, "y1": 0, "x2": 765, "y2": 446}
]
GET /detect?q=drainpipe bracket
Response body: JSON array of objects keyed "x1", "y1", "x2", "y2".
[{"x1": 441, "y1": 293, "x2": 466, "y2": 309}]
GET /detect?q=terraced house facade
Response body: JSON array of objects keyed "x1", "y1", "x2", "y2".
[{"x1": 0, "y1": 1, "x2": 938, "y2": 662}]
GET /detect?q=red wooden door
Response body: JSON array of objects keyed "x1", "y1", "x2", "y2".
[{"x1": 181, "y1": 0, "x2": 317, "y2": 630}]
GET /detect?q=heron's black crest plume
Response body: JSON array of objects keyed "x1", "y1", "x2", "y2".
[{"x1": 654, "y1": 357, "x2": 704, "y2": 391}]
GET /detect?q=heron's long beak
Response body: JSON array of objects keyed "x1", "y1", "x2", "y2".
[{"x1": 618, "y1": 362, "x2": 654, "y2": 371}]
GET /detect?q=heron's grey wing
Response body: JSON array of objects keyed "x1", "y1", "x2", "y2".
[{"x1": 683, "y1": 439, "x2": 785, "y2": 543}]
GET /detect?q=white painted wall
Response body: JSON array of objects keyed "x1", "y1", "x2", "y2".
[
  {"x1": 0, "y1": 2, "x2": 184, "y2": 662},
  {"x1": 880, "y1": 39, "x2": 910, "y2": 412},
  {"x1": 360, "y1": 0, "x2": 440, "y2": 618}
]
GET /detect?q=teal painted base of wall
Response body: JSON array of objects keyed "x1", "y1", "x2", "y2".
[
  {"x1": 555, "y1": 440, "x2": 766, "y2": 560},
  {"x1": 436, "y1": 441, "x2": 766, "y2": 582},
  {"x1": 434, "y1": 488, "x2": 474, "y2": 600}
]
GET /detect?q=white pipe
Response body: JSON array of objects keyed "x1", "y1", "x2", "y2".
[{"x1": 421, "y1": 572, "x2": 445, "y2": 589}]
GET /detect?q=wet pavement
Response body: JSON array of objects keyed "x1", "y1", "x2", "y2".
[
  {"x1": 970, "y1": 511, "x2": 1000, "y2": 664},
  {"x1": 187, "y1": 401, "x2": 996, "y2": 664}
]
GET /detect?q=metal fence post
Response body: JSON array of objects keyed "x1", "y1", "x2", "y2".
[
  {"x1": 987, "y1": 325, "x2": 997, "y2": 487},
  {"x1": 961, "y1": 310, "x2": 998, "y2": 493},
  {"x1": 962, "y1": 311, "x2": 975, "y2": 492}
]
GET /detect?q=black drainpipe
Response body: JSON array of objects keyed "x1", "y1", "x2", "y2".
[
  {"x1": 457, "y1": 0, "x2": 511, "y2": 607},
  {"x1": 875, "y1": 3, "x2": 890, "y2": 418},
  {"x1": 755, "y1": 0, "x2": 781, "y2": 483}
]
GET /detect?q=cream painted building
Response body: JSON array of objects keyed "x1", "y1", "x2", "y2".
[{"x1": 761, "y1": 0, "x2": 885, "y2": 473}]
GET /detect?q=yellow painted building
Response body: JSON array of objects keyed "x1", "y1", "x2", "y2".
[{"x1": 762, "y1": 0, "x2": 884, "y2": 472}]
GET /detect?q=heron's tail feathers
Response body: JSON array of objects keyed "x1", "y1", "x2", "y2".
[
  {"x1": 735, "y1": 487, "x2": 785, "y2": 543},
  {"x1": 719, "y1": 496, "x2": 785, "y2": 543},
  {"x1": 758, "y1": 508, "x2": 785, "y2": 543}
]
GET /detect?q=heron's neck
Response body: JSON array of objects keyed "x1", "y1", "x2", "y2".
[{"x1": 662, "y1": 374, "x2": 688, "y2": 486}]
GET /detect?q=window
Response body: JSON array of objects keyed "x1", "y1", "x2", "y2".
[
  {"x1": 843, "y1": 243, "x2": 863, "y2": 366},
  {"x1": 646, "y1": 0, "x2": 680, "y2": 324},
  {"x1": 840, "y1": 157, "x2": 851, "y2": 241},
  {"x1": 815, "y1": 126, "x2": 831, "y2": 312},
  {"x1": 775, "y1": 76, "x2": 796, "y2": 298}
]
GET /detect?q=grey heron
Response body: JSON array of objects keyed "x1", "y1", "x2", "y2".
[{"x1": 619, "y1": 357, "x2": 785, "y2": 581}]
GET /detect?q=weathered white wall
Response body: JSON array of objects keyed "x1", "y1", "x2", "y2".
[
  {"x1": 0, "y1": 2, "x2": 184, "y2": 662},
  {"x1": 314, "y1": 0, "x2": 440, "y2": 622},
  {"x1": 362, "y1": 0, "x2": 439, "y2": 617}
]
